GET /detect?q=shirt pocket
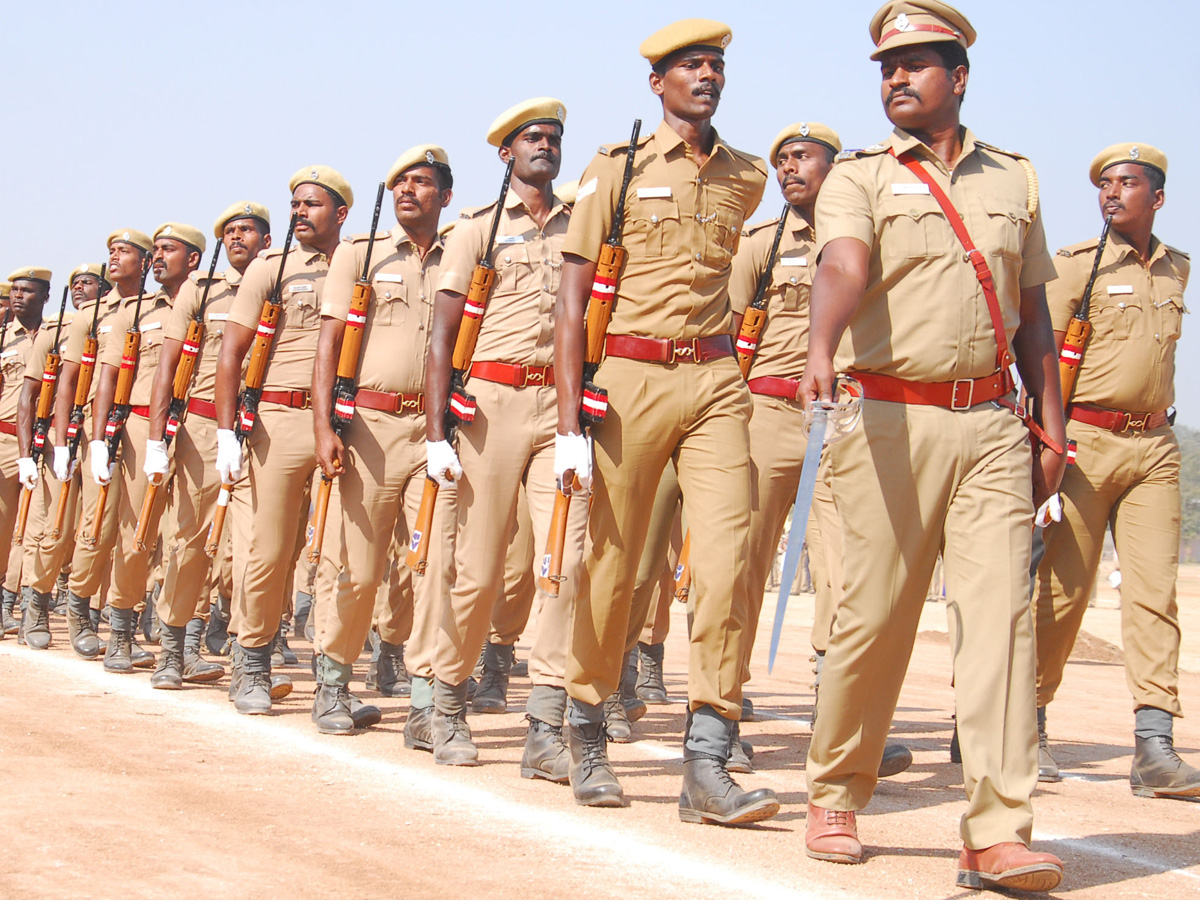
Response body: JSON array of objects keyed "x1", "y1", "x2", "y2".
[
  {"x1": 1092, "y1": 295, "x2": 1143, "y2": 341},
  {"x1": 626, "y1": 197, "x2": 680, "y2": 259},
  {"x1": 284, "y1": 283, "x2": 320, "y2": 329},
  {"x1": 371, "y1": 275, "x2": 409, "y2": 328},
  {"x1": 771, "y1": 258, "x2": 811, "y2": 312},
  {"x1": 878, "y1": 195, "x2": 943, "y2": 259},
  {"x1": 0, "y1": 351, "x2": 23, "y2": 385},
  {"x1": 703, "y1": 204, "x2": 744, "y2": 268},
  {"x1": 981, "y1": 201, "x2": 1031, "y2": 260},
  {"x1": 140, "y1": 325, "x2": 165, "y2": 369},
  {"x1": 1157, "y1": 294, "x2": 1186, "y2": 342}
]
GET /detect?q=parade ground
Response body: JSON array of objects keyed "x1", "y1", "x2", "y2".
[{"x1": 2, "y1": 564, "x2": 1197, "y2": 900}]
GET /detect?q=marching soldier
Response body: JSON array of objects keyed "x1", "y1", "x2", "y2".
[
  {"x1": 2, "y1": 268, "x2": 50, "y2": 644},
  {"x1": 57, "y1": 232, "x2": 157, "y2": 669},
  {"x1": 144, "y1": 204, "x2": 272, "y2": 689},
  {"x1": 555, "y1": 19, "x2": 780, "y2": 824},
  {"x1": 797, "y1": 2, "x2": 1066, "y2": 890},
  {"x1": 425, "y1": 97, "x2": 586, "y2": 779},
  {"x1": 1034, "y1": 143, "x2": 1198, "y2": 797},
  {"x1": 92, "y1": 223, "x2": 204, "y2": 673},
  {"x1": 311, "y1": 144, "x2": 455, "y2": 738},
  {"x1": 215, "y1": 166, "x2": 350, "y2": 714}
]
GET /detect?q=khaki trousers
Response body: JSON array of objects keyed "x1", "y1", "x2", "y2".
[
  {"x1": 373, "y1": 539, "x2": 411, "y2": 645},
  {"x1": 156, "y1": 414, "x2": 223, "y2": 628},
  {"x1": 69, "y1": 422, "x2": 122, "y2": 600},
  {"x1": 434, "y1": 379, "x2": 585, "y2": 688},
  {"x1": 231, "y1": 403, "x2": 315, "y2": 648},
  {"x1": 23, "y1": 466, "x2": 79, "y2": 595},
  {"x1": 632, "y1": 461, "x2": 683, "y2": 648},
  {"x1": 108, "y1": 415, "x2": 169, "y2": 610},
  {"x1": 807, "y1": 399, "x2": 1038, "y2": 849},
  {"x1": 487, "y1": 485, "x2": 536, "y2": 646},
  {"x1": 806, "y1": 460, "x2": 842, "y2": 653},
  {"x1": 1034, "y1": 421, "x2": 1182, "y2": 715},
  {"x1": 567, "y1": 356, "x2": 753, "y2": 717},
  {"x1": 317, "y1": 408, "x2": 455, "y2": 681},
  {"x1": 0, "y1": 434, "x2": 23, "y2": 593}
]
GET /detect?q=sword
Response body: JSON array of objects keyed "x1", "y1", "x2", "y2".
[{"x1": 767, "y1": 405, "x2": 830, "y2": 674}]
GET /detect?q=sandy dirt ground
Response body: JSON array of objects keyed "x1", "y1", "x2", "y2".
[{"x1": 2, "y1": 567, "x2": 1199, "y2": 900}]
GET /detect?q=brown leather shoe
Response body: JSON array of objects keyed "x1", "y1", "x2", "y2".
[
  {"x1": 805, "y1": 803, "x2": 863, "y2": 863},
  {"x1": 956, "y1": 842, "x2": 1063, "y2": 892}
]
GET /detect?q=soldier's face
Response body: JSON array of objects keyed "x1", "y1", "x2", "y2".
[
  {"x1": 879, "y1": 46, "x2": 965, "y2": 129},
  {"x1": 501, "y1": 125, "x2": 563, "y2": 184},
  {"x1": 776, "y1": 142, "x2": 833, "y2": 209},
  {"x1": 1098, "y1": 163, "x2": 1164, "y2": 232},
  {"x1": 292, "y1": 183, "x2": 347, "y2": 245},
  {"x1": 223, "y1": 218, "x2": 269, "y2": 270},
  {"x1": 651, "y1": 49, "x2": 725, "y2": 120},
  {"x1": 108, "y1": 241, "x2": 145, "y2": 282},
  {"x1": 392, "y1": 166, "x2": 451, "y2": 229},
  {"x1": 71, "y1": 274, "x2": 101, "y2": 305},
  {"x1": 8, "y1": 279, "x2": 46, "y2": 318},
  {"x1": 152, "y1": 237, "x2": 198, "y2": 286}
]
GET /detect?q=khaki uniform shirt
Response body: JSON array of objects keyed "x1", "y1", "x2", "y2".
[
  {"x1": 164, "y1": 267, "x2": 242, "y2": 403},
  {"x1": 564, "y1": 120, "x2": 767, "y2": 339},
  {"x1": 100, "y1": 288, "x2": 175, "y2": 407},
  {"x1": 816, "y1": 127, "x2": 1056, "y2": 381},
  {"x1": 227, "y1": 243, "x2": 329, "y2": 392},
  {"x1": 438, "y1": 191, "x2": 569, "y2": 368},
  {"x1": 1048, "y1": 231, "x2": 1188, "y2": 412},
  {"x1": 0, "y1": 321, "x2": 37, "y2": 424},
  {"x1": 61, "y1": 293, "x2": 125, "y2": 402},
  {"x1": 730, "y1": 209, "x2": 816, "y2": 381},
  {"x1": 324, "y1": 227, "x2": 445, "y2": 395},
  {"x1": 24, "y1": 317, "x2": 67, "y2": 389}
]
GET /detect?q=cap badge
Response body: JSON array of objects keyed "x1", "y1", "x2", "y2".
[
  {"x1": 122, "y1": 231, "x2": 131, "y2": 241},
  {"x1": 244, "y1": 203, "x2": 253, "y2": 215},
  {"x1": 556, "y1": 106, "x2": 565, "y2": 121},
  {"x1": 799, "y1": 123, "x2": 810, "y2": 137},
  {"x1": 720, "y1": 34, "x2": 731, "y2": 48},
  {"x1": 426, "y1": 150, "x2": 436, "y2": 164},
  {"x1": 162, "y1": 226, "x2": 173, "y2": 236},
  {"x1": 1129, "y1": 146, "x2": 1140, "y2": 160},
  {"x1": 896, "y1": 13, "x2": 914, "y2": 31},
  {"x1": 310, "y1": 168, "x2": 319, "y2": 178}
]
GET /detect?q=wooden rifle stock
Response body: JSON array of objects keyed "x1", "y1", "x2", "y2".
[
  {"x1": 204, "y1": 481, "x2": 231, "y2": 558},
  {"x1": 537, "y1": 476, "x2": 581, "y2": 596},
  {"x1": 12, "y1": 486, "x2": 32, "y2": 546},
  {"x1": 404, "y1": 476, "x2": 441, "y2": 575},
  {"x1": 1058, "y1": 215, "x2": 1113, "y2": 410}
]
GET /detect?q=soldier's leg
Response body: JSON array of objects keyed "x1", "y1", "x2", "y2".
[
  {"x1": 488, "y1": 484, "x2": 535, "y2": 647},
  {"x1": 626, "y1": 461, "x2": 681, "y2": 702},
  {"x1": 0, "y1": 439, "x2": 26, "y2": 642},
  {"x1": 368, "y1": 540, "x2": 412, "y2": 696}
]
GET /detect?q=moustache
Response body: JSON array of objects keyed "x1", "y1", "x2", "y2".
[
  {"x1": 783, "y1": 177, "x2": 806, "y2": 189},
  {"x1": 693, "y1": 84, "x2": 721, "y2": 100},
  {"x1": 295, "y1": 217, "x2": 314, "y2": 229},
  {"x1": 886, "y1": 87, "x2": 919, "y2": 105}
]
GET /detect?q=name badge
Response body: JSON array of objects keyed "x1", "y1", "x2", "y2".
[
  {"x1": 207, "y1": 312, "x2": 229, "y2": 321},
  {"x1": 1106, "y1": 285, "x2": 1134, "y2": 295},
  {"x1": 495, "y1": 235, "x2": 525, "y2": 245},
  {"x1": 375, "y1": 273, "x2": 405, "y2": 284},
  {"x1": 0, "y1": 349, "x2": 16, "y2": 359},
  {"x1": 892, "y1": 183, "x2": 930, "y2": 195},
  {"x1": 289, "y1": 283, "x2": 314, "y2": 293},
  {"x1": 140, "y1": 321, "x2": 162, "y2": 332},
  {"x1": 99, "y1": 325, "x2": 113, "y2": 334},
  {"x1": 636, "y1": 187, "x2": 672, "y2": 199},
  {"x1": 780, "y1": 257, "x2": 808, "y2": 267}
]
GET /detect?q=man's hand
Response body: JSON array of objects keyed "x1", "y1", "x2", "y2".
[
  {"x1": 798, "y1": 354, "x2": 837, "y2": 411},
  {"x1": 215, "y1": 428, "x2": 243, "y2": 483},
  {"x1": 1034, "y1": 491, "x2": 1063, "y2": 528},
  {"x1": 52, "y1": 446, "x2": 74, "y2": 482},
  {"x1": 315, "y1": 422, "x2": 345, "y2": 479},
  {"x1": 143, "y1": 439, "x2": 169, "y2": 480},
  {"x1": 425, "y1": 439, "x2": 462, "y2": 487},
  {"x1": 553, "y1": 432, "x2": 592, "y2": 491},
  {"x1": 89, "y1": 441, "x2": 113, "y2": 485},
  {"x1": 17, "y1": 457, "x2": 38, "y2": 490},
  {"x1": 1032, "y1": 443, "x2": 1066, "y2": 512}
]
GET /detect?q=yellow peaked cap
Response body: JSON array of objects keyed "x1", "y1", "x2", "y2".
[
  {"x1": 640, "y1": 19, "x2": 731, "y2": 64},
  {"x1": 1089, "y1": 143, "x2": 1168, "y2": 187},
  {"x1": 107, "y1": 228, "x2": 153, "y2": 252},
  {"x1": 289, "y1": 165, "x2": 354, "y2": 210},
  {"x1": 486, "y1": 97, "x2": 566, "y2": 148},
  {"x1": 386, "y1": 145, "x2": 451, "y2": 190},
  {"x1": 154, "y1": 222, "x2": 206, "y2": 255},
  {"x1": 6, "y1": 266, "x2": 52, "y2": 285},
  {"x1": 768, "y1": 123, "x2": 843, "y2": 167},
  {"x1": 214, "y1": 200, "x2": 271, "y2": 239},
  {"x1": 869, "y1": 1, "x2": 974, "y2": 61}
]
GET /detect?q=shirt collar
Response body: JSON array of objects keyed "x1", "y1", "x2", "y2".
[
  {"x1": 1106, "y1": 228, "x2": 1167, "y2": 267},
  {"x1": 654, "y1": 119, "x2": 736, "y2": 165},
  {"x1": 888, "y1": 125, "x2": 979, "y2": 173}
]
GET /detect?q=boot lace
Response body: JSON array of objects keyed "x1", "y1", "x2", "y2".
[
  {"x1": 581, "y1": 727, "x2": 610, "y2": 774},
  {"x1": 823, "y1": 809, "x2": 853, "y2": 826}
]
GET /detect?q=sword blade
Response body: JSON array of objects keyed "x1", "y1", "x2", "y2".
[{"x1": 767, "y1": 409, "x2": 829, "y2": 673}]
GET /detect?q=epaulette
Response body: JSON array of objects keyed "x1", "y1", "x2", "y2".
[
  {"x1": 190, "y1": 268, "x2": 227, "y2": 285},
  {"x1": 259, "y1": 246, "x2": 285, "y2": 259},
  {"x1": 853, "y1": 144, "x2": 888, "y2": 158},
  {"x1": 1166, "y1": 244, "x2": 1190, "y2": 260},
  {"x1": 459, "y1": 201, "x2": 496, "y2": 220},
  {"x1": 746, "y1": 216, "x2": 782, "y2": 237},
  {"x1": 975, "y1": 140, "x2": 1028, "y2": 161},
  {"x1": 597, "y1": 133, "x2": 653, "y2": 157},
  {"x1": 348, "y1": 230, "x2": 386, "y2": 244},
  {"x1": 1056, "y1": 237, "x2": 1100, "y2": 258},
  {"x1": 975, "y1": 142, "x2": 1039, "y2": 220}
]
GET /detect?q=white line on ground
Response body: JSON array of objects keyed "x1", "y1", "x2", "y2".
[{"x1": 1035, "y1": 832, "x2": 1200, "y2": 882}]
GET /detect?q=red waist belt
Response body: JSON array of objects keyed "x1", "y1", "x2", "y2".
[
  {"x1": 747, "y1": 376, "x2": 801, "y2": 401},
  {"x1": 355, "y1": 389, "x2": 425, "y2": 414},
  {"x1": 853, "y1": 370, "x2": 1013, "y2": 410},
  {"x1": 259, "y1": 390, "x2": 311, "y2": 409},
  {"x1": 187, "y1": 398, "x2": 217, "y2": 420},
  {"x1": 1070, "y1": 404, "x2": 1170, "y2": 433},
  {"x1": 605, "y1": 334, "x2": 734, "y2": 364},
  {"x1": 0, "y1": 421, "x2": 16, "y2": 436},
  {"x1": 470, "y1": 362, "x2": 555, "y2": 388},
  {"x1": 130, "y1": 405, "x2": 150, "y2": 418}
]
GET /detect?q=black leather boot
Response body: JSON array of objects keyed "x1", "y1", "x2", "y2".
[
  {"x1": 67, "y1": 591, "x2": 101, "y2": 658},
  {"x1": 567, "y1": 722, "x2": 625, "y2": 807},
  {"x1": 183, "y1": 617, "x2": 224, "y2": 682},
  {"x1": 312, "y1": 683, "x2": 356, "y2": 735},
  {"x1": 151, "y1": 624, "x2": 185, "y2": 690},
  {"x1": 678, "y1": 752, "x2": 780, "y2": 826},
  {"x1": 635, "y1": 641, "x2": 668, "y2": 703},
  {"x1": 1, "y1": 587, "x2": 18, "y2": 635},
  {"x1": 1131, "y1": 735, "x2": 1200, "y2": 799},
  {"x1": 233, "y1": 643, "x2": 273, "y2": 715},
  {"x1": 620, "y1": 649, "x2": 647, "y2": 723},
  {"x1": 522, "y1": 716, "x2": 570, "y2": 783},
  {"x1": 21, "y1": 588, "x2": 53, "y2": 650},
  {"x1": 471, "y1": 642, "x2": 511, "y2": 714},
  {"x1": 104, "y1": 607, "x2": 136, "y2": 674}
]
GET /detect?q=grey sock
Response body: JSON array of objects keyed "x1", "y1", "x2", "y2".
[
  {"x1": 1134, "y1": 706, "x2": 1174, "y2": 741},
  {"x1": 527, "y1": 684, "x2": 568, "y2": 727},
  {"x1": 317, "y1": 653, "x2": 353, "y2": 687},
  {"x1": 433, "y1": 677, "x2": 469, "y2": 716},
  {"x1": 410, "y1": 675, "x2": 434, "y2": 709},
  {"x1": 684, "y1": 704, "x2": 733, "y2": 759},
  {"x1": 567, "y1": 697, "x2": 604, "y2": 728}
]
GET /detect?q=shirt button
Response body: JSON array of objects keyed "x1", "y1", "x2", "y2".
[
  {"x1": 1155, "y1": 333, "x2": 1160, "y2": 340},
  {"x1": 384, "y1": 291, "x2": 392, "y2": 299},
  {"x1": 504, "y1": 256, "x2": 511, "y2": 263},
  {"x1": 790, "y1": 277, "x2": 798, "y2": 285},
  {"x1": 695, "y1": 253, "x2": 702, "y2": 261},
  {"x1": 650, "y1": 215, "x2": 659, "y2": 225},
  {"x1": 1118, "y1": 302, "x2": 1126, "y2": 309}
]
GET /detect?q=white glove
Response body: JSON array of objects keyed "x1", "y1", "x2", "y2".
[
  {"x1": 554, "y1": 432, "x2": 592, "y2": 492},
  {"x1": 53, "y1": 446, "x2": 73, "y2": 482},
  {"x1": 89, "y1": 440, "x2": 114, "y2": 485},
  {"x1": 17, "y1": 457, "x2": 38, "y2": 490},
  {"x1": 1034, "y1": 493, "x2": 1063, "y2": 528},
  {"x1": 426, "y1": 440, "x2": 462, "y2": 488},
  {"x1": 143, "y1": 439, "x2": 169, "y2": 479},
  {"x1": 215, "y1": 428, "x2": 243, "y2": 483}
]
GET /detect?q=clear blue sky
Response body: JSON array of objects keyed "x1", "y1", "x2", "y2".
[{"x1": 5, "y1": 1, "x2": 1198, "y2": 420}]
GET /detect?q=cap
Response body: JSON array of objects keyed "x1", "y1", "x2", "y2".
[
  {"x1": 289, "y1": 165, "x2": 354, "y2": 210},
  {"x1": 640, "y1": 18, "x2": 731, "y2": 65},
  {"x1": 69, "y1": 263, "x2": 107, "y2": 285},
  {"x1": 555, "y1": 179, "x2": 579, "y2": 205},
  {"x1": 868, "y1": 1, "x2": 975, "y2": 61},
  {"x1": 214, "y1": 201, "x2": 271, "y2": 239},
  {"x1": 486, "y1": 97, "x2": 567, "y2": 148},
  {"x1": 1089, "y1": 143, "x2": 1168, "y2": 187},
  {"x1": 0, "y1": 282, "x2": 9, "y2": 299},
  {"x1": 6, "y1": 267, "x2": 52, "y2": 285},
  {"x1": 154, "y1": 222, "x2": 206, "y2": 255},
  {"x1": 106, "y1": 228, "x2": 154, "y2": 252},
  {"x1": 386, "y1": 145, "x2": 451, "y2": 190},
  {"x1": 768, "y1": 123, "x2": 843, "y2": 167}
]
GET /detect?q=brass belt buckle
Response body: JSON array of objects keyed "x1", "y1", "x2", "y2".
[
  {"x1": 1121, "y1": 412, "x2": 1150, "y2": 432},
  {"x1": 950, "y1": 378, "x2": 974, "y2": 411},
  {"x1": 519, "y1": 365, "x2": 545, "y2": 388},
  {"x1": 670, "y1": 338, "x2": 699, "y2": 364},
  {"x1": 298, "y1": 392, "x2": 312, "y2": 410}
]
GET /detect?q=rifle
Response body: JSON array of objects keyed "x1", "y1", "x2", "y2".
[
  {"x1": 51, "y1": 264, "x2": 106, "y2": 540},
  {"x1": 134, "y1": 243, "x2": 222, "y2": 551},
  {"x1": 14, "y1": 286, "x2": 70, "y2": 545},
  {"x1": 676, "y1": 202, "x2": 791, "y2": 597},
  {"x1": 86, "y1": 254, "x2": 151, "y2": 546},
  {"x1": 205, "y1": 214, "x2": 298, "y2": 557},
  {"x1": 536, "y1": 119, "x2": 641, "y2": 597},
  {"x1": 406, "y1": 159, "x2": 514, "y2": 575},
  {"x1": 307, "y1": 181, "x2": 386, "y2": 564},
  {"x1": 1058, "y1": 214, "x2": 1113, "y2": 409}
]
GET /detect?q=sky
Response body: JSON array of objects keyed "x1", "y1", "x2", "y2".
[{"x1": 4, "y1": 0, "x2": 1198, "y2": 420}]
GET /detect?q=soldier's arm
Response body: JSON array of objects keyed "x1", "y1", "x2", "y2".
[
  {"x1": 798, "y1": 237, "x2": 870, "y2": 404},
  {"x1": 148, "y1": 338, "x2": 184, "y2": 440},
  {"x1": 53, "y1": 361, "x2": 80, "y2": 446},
  {"x1": 425, "y1": 289, "x2": 465, "y2": 442},
  {"x1": 555, "y1": 255, "x2": 592, "y2": 435},
  {"x1": 214, "y1": 324, "x2": 255, "y2": 431},
  {"x1": 312, "y1": 316, "x2": 344, "y2": 477},
  {"x1": 17, "y1": 375, "x2": 39, "y2": 458},
  {"x1": 1013, "y1": 283, "x2": 1066, "y2": 507},
  {"x1": 91, "y1": 363, "x2": 118, "y2": 441}
]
